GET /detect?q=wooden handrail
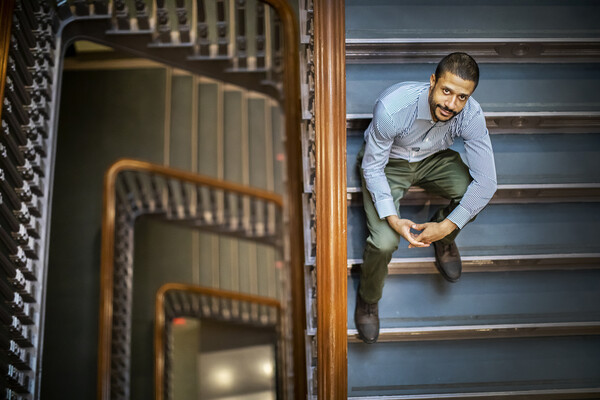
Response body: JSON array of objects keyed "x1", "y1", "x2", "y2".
[
  {"x1": 314, "y1": 0, "x2": 348, "y2": 398},
  {"x1": 96, "y1": 0, "x2": 305, "y2": 396},
  {"x1": 97, "y1": 158, "x2": 284, "y2": 400},
  {"x1": 0, "y1": 0, "x2": 15, "y2": 122},
  {"x1": 154, "y1": 283, "x2": 282, "y2": 400},
  {"x1": 260, "y1": 0, "x2": 307, "y2": 398}
]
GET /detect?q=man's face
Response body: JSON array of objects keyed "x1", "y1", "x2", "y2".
[{"x1": 428, "y1": 72, "x2": 476, "y2": 122}]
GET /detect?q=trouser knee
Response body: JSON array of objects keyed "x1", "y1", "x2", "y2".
[{"x1": 367, "y1": 234, "x2": 399, "y2": 255}]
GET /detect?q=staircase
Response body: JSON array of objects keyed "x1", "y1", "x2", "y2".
[
  {"x1": 59, "y1": 0, "x2": 285, "y2": 100},
  {"x1": 96, "y1": 159, "x2": 285, "y2": 399},
  {"x1": 1, "y1": 0, "x2": 304, "y2": 399},
  {"x1": 301, "y1": 0, "x2": 600, "y2": 398}
]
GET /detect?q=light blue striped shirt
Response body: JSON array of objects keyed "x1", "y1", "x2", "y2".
[{"x1": 362, "y1": 82, "x2": 497, "y2": 229}]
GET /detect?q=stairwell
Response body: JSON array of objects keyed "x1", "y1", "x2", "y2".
[{"x1": 1, "y1": 0, "x2": 305, "y2": 399}]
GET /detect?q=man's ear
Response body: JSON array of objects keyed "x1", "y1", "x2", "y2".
[{"x1": 429, "y1": 73, "x2": 436, "y2": 87}]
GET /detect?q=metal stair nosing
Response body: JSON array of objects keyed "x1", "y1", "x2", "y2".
[
  {"x1": 345, "y1": 37, "x2": 600, "y2": 64},
  {"x1": 347, "y1": 387, "x2": 600, "y2": 400},
  {"x1": 346, "y1": 112, "x2": 600, "y2": 134},
  {"x1": 345, "y1": 253, "x2": 600, "y2": 275},
  {"x1": 347, "y1": 321, "x2": 600, "y2": 343},
  {"x1": 332, "y1": 184, "x2": 600, "y2": 205}
]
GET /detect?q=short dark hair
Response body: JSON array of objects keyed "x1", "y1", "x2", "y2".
[{"x1": 435, "y1": 52, "x2": 480, "y2": 89}]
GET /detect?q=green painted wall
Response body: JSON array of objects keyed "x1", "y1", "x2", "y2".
[{"x1": 42, "y1": 65, "x2": 283, "y2": 399}]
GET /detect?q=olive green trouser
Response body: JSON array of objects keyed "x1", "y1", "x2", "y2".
[{"x1": 358, "y1": 146, "x2": 475, "y2": 304}]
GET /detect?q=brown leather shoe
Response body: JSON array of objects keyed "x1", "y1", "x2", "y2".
[
  {"x1": 433, "y1": 240, "x2": 462, "y2": 282},
  {"x1": 354, "y1": 291, "x2": 379, "y2": 344}
]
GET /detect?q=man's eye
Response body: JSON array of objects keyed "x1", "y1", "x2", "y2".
[
  {"x1": 459, "y1": 95, "x2": 467, "y2": 101},
  {"x1": 443, "y1": 89, "x2": 450, "y2": 94}
]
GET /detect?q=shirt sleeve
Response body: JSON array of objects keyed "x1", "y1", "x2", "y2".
[
  {"x1": 361, "y1": 101, "x2": 398, "y2": 219},
  {"x1": 447, "y1": 113, "x2": 498, "y2": 228}
]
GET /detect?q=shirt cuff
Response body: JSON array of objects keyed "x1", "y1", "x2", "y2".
[
  {"x1": 374, "y1": 198, "x2": 398, "y2": 220},
  {"x1": 447, "y1": 205, "x2": 471, "y2": 229}
]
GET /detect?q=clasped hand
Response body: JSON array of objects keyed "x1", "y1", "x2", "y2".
[{"x1": 386, "y1": 215, "x2": 457, "y2": 248}]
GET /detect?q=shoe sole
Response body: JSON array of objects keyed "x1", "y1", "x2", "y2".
[
  {"x1": 356, "y1": 332, "x2": 378, "y2": 344},
  {"x1": 433, "y1": 259, "x2": 461, "y2": 283}
]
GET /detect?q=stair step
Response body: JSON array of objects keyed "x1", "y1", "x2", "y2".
[
  {"x1": 346, "y1": 202, "x2": 600, "y2": 261},
  {"x1": 345, "y1": 0, "x2": 600, "y2": 40},
  {"x1": 347, "y1": 335, "x2": 600, "y2": 397},
  {"x1": 346, "y1": 270, "x2": 600, "y2": 329},
  {"x1": 345, "y1": 132, "x2": 600, "y2": 190},
  {"x1": 347, "y1": 322, "x2": 600, "y2": 343},
  {"x1": 347, "y1": 63, "x2": 600, "y2": 114}
]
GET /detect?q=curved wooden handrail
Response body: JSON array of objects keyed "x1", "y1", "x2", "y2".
[
  {"x1": 97, "y1": 158, "x2": 284, "y2": 400},
  {"x1": 258, "y1": 1, "x2": 307, "y2": 397},
  {"x1": 105, "y1": 158, "x2": 284, "y2": 206},
  {"x1": 96, "y1": 0, "x2": 304, "y2": 397},
  {"x1": 0, "y1": 0, "x2": 15, "y2": 122},
  {"x1": 154, "y1": 283, "x2": 282, "y2": 400}
]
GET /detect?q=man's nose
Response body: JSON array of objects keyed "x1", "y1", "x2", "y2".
[{"x1": 446, "y1": 97, "x2": 458, "y2": 110}]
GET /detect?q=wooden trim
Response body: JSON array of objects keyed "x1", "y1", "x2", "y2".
[
  {"x1": 261, "y1": 0, "x2": 307, "y2": 398},
  {"x1": 314, "y1": 0, "x2": 348, "y2": 399},
  {"x1": 0, "y1": 0, "x2": 15, "y2": 122},
  {"x1": 97, "y1": 158, "x2": 284, "y2": 400},
  {"x1": 348, "y1": 322, "x2": 600, "y2": 343},
  {"x1": 154, "y1": 283, "x2": 282, "y2": 400}
]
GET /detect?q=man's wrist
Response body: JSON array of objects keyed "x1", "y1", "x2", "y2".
[
  {"x1": 386, "y1": 215, "x2": 400, "y2": 223},
  {"x1": 440, "y1": 218, "x2": 458, "y2": 233}
]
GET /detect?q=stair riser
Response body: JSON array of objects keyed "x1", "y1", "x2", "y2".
[
  {"x1": 348, "y1": 335, "x2": 600, "y2": 397},
  {"x1": 347, "y1": 63, "x2": 600, "y2": 114},
  {"x1": 347, "y1": 270, "x2": 600, "y2": 329}
]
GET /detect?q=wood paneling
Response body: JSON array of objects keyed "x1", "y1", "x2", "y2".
[{"x1": 314, "y1": 0, "x2": 348, "y2": 398}]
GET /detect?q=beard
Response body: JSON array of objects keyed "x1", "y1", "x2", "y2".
[{"x1": 428, "y1": 92, "x2": 458, "y2": 122}]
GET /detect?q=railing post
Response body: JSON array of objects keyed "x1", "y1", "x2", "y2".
[{"x1": 313, "y1": 0, "x2": 347, "y2": 398}]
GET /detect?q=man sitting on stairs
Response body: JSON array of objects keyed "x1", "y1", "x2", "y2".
[{"x1": 355, "y1": 52, "x2": 497, "y2": 344}]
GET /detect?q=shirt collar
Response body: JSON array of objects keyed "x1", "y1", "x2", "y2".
[{"x1": 417, "y1": 87, "x2": 433, "y2": 121}]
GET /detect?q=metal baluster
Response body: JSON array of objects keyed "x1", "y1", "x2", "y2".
[
  {"x1": 235, "y1": 0, "x2": 247, "y2": 68},
  {"x1": 175, "y1": 0, "x2": 190, "y2": 43},
  {"x1": 216, "y1": 0, "x2": 228, "y2": 56},
  {"x1": 255, "y1": 1, "x2": 265, "y2": 68},
  {"x1": 114, "y1": 0, "x2": 131, "y2": 30},
  {"x1": 135, "y1": 172, "x2": 157, "y2": 213},
  {"x1": 93, "y1": 0, "x2": 109, "y2": 14},
  {"x1": 55, "y1": 0, "x2": 72, "y2": 20},
  {"x1": 271, "y1": 11, "x2": 283, "y2": 81},
  {"x1": 156, "y1": 0, "x2": 171, "y2": 43},
  {"x1": 151, "y1": 175, "x2": 168, "y2": 212},
  {"x1": 134, "y1": 0, "x2": 150, "y2": 30},
  {"x1": 196, "y1": 0, "x2": 210, "y2": 56},
  {"x1": 73, "y1": 0, "x2": 91, "y2": 16},
  {"x1": 121, "y1": 172, "x2": 144, "y2": 215},
  {"x1": 164, "y1": 321, "x2": 173, "y2": 400}
]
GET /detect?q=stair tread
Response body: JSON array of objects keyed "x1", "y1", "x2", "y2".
[
  {"x1": 346, "y1": 63, "x2": 600, "y2": 114},
  {"x1": 347, "y1": 335, "x2": 600, "y2": 397},
  {"x1": 343, "y1": 270, "x2": 600, "y2": 330},
  {"x1": 343, "y1": 203, "x2": 600, "y2": 261},
  {"x1": 342, "y1": 132, "x2": 600, "y2": 192},
  {"x1": 345, "y1": 0, "x2": 600, "y2": 40}
]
